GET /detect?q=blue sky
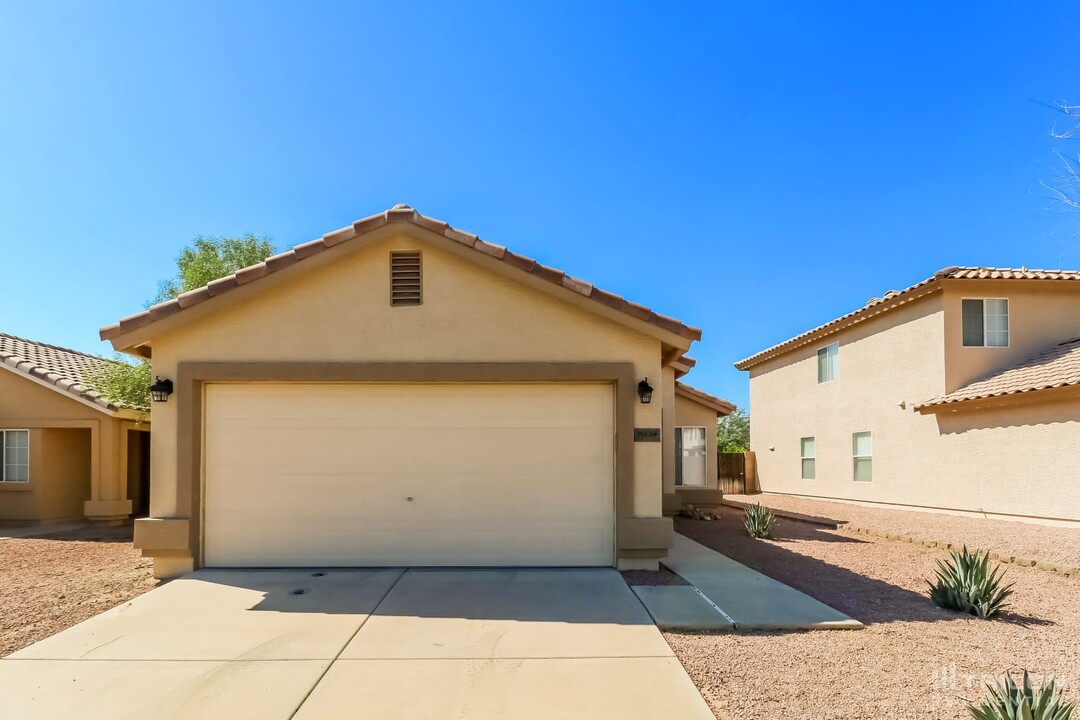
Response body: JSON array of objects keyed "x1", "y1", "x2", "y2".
[{"x1": 2, "y1": 2, "x2": 1078, "y2": 408}]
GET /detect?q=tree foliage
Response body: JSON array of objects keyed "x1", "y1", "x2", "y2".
[
  {"x1": 84, "y1": 355, "x2": 152, "y2": 412},
  {"x1": 717, "y1": 406, "x2": 749, "y2": 453},
  {"x1": 152, "y1": 234, "x2": 276, "y2": 305},
  {"x1": 87, "y1": 235, "x2": 276, "y2": 409}
]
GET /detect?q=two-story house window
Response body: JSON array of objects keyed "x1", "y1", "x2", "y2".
[
  {"x1": 852, "y1": 431, "x2": 872, "y2": 482},
  {"x1": 962, "y1": 299, "x2": 1009, "y2": 347},
  {"x1": 800, "y1": 437, "x2": 816, "y2": 480},
  {"x1": 817, "y1": 342, "x2": 839, "y2": 383}
]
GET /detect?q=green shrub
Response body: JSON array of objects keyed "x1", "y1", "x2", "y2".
[
  {"x1": 968, "y1": 671, "x2": 1075, "y2": 720},
  {"x1": 743, "y1": 503, "x2": 775, "y2": 539},
  {"x1": 928, "y1": 547, "x2": 1014, "y2": 619}
]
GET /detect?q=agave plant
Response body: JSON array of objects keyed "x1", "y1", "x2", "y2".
[
  {"x1": 928, "y1": 547, "x2": 1014, "y2": 619},
  {"x1": 743, "y1": 503, "x2": 775, "y2": 539},
  {"x1": 968, "y1": 671, "x2": 1076, "y2": 720}
]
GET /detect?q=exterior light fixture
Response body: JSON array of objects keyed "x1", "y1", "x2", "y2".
[
  {"x1": 637, "y1": 378, "x2": 654, "y2": 404},
  {"x1": 150, "y1": 377, "x2": 174, "y2": 403}
]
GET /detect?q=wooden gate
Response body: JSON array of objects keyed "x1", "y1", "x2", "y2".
[{"x1": 718, "y1": 452, "x2": 747, "y2": 494}]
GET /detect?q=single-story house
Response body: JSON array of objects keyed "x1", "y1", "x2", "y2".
[
  {"x1": 100, "y1": 204, "x2": 733, "y2": 578},
  {"x1": 0, "y1": 333, "x2": 150, "y2": 524},
  {"x1": 735, "y1": 266, "x2": 1080, "y2": 524}
]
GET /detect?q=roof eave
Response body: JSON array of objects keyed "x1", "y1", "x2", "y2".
[
  {"x1": 101, "y1": 206, "x2": 702, "y2": 353},
  {"x1": 734, "y1": 279, "x2": 944, "y2": 371},
  {"x1": 915, "y1": 383, "x2": 1080, "y2": 413},
  {"x1": 0, "y1": 360, "x2": 120, "y2": 417}
]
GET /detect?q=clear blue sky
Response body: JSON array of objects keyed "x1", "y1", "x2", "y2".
[{"x1": 2, "y1": 2, "x2": 1078, "y2": 408}]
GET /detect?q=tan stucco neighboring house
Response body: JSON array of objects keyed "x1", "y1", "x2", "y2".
[
  {"x1": 100, "y1": 204, "x2": 733, "y2": 578},
  {"x1": 0, "y1": 334, "x2": 150, "y2": 524},
  {"x1": 735, "y1": 266, "x2": 1080, "y2": 525}
]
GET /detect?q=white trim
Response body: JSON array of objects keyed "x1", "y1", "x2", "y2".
[
  {"x1": 961, "y1": 297, "x2": 1010, "y2": 348},
  {"x1": 0, "y1": 362, "x2": 119, "y2": 416},
  {"x1": 675, "y1": 425, "x2": 708, "y2": 487},
  {"x1": 0, "y1": 429, "x2": 30, "y2": 484}
]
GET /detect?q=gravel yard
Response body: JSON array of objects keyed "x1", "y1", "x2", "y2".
[
  {"x1": 621, "y1": 566, "x2": 690, "y2": 586},
  {"x1": 0, "y1": 525, "x2": 157, "y2": 657},
  {"x1": 727, "y1": 492, "x2": 1080, "y2": 568},
  {"x1": 667, "y1": 509, "x2": 1080, "y2": 720}
]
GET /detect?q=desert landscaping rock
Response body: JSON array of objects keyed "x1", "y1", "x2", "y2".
[
  {"x1": 667, "y1": 508, "x2": 1080, "y2": 720},
  {"x1": 620, "y1": 566, "x2": 690, "y2": 587},
  {"x1": 726, "y1": 493, "x2": 1080, "y2": 569},
  {"x1": 0, "y1": 525, "x2": 157, "y2": 657}
]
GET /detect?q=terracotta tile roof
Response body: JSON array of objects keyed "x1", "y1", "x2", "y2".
[
  {"x1": 917, "y1": 338, "x2": 1080, "y2": 410},
  {"x1": 0, "y1": 333, "x2": 124, "y2": 412},
  {"x1": 675, "y1": 381, "x2": 736, "y2": 415},
  {"x1": 100, "y1": 204, "x2": 702, "y2": 345},
  {"x1": 734, "y1": 266, "x2": 1080, "y2": 370}
]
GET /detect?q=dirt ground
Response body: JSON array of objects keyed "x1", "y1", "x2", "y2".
[
  {"x1": 727, "y1": 492, "x2": 1080, "y2": 569},
  {"x1": 0, "y1": 524, "x2": 158, "y2": 657},
  {"x1": 667, "y1": 509, "x2": 1080, "y2": 720}
]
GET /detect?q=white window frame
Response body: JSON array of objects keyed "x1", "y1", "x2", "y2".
[
  {"x1": 961, "y1": 297, "x2": 1010, "y2": 348},
  {"x1": 675, "y1": 426, "x2": 709, "y2": 487},
  {"x1": 800, "y1": 437, "x2": 816, "y2": 480},
  {"x1": 0, "y1": 429, "x2": 30, "y2": 484},
  {"x1": 852, "y1": 431, "x2": 872, "y2": 483},
  {"x1": 817, "y1": 342, "x2": 839, "y2": 383}
]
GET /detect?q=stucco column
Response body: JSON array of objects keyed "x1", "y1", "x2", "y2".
[{"x1": 83, "y1": 418, "x2": 133, "y2": 523}]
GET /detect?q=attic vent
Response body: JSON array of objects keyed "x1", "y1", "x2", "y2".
[{"x1": 390, "y1": 251, "x2": 423, "y2": 306}]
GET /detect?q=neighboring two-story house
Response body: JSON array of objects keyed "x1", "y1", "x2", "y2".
[{"x1": 735, "y1": 267, "x2": 1080, "y2": 525}]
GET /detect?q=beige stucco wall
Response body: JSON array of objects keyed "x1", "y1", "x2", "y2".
[
  {"x1": 943, "y1": 280, "x2": 1080, "y2": 392},
  {"x1": 661, "y1": 368, "x2": 676, "y2": 496},
  {"x1": 749, "y1": 295, "x2": 952, "y2": 508},
  {"x1": 749, "y1": 286, "x2": 1080, "y2": 522},
  {"x1": 674, "y1": 394, "x2": 719, "y2": 489},
  {"x1": 140, "y1": 231, "x2": 669, "y2": 567},
  {"x1": 0, "y1": 368, "x2": 128, "y2": 522},
  {"x1": 933, "y1": 394, "x2": 1080, "y2": 520}
]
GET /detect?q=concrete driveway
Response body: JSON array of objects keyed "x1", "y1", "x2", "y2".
[{"x1": 0, "y1": 568, "x2": 714, "y2": 719}]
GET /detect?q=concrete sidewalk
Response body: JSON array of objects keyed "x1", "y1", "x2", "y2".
[
  {"x1": 632, "y1": 534, "x2": 863, "y2": 631},
  {"x1": 0, "y1": 567, "x2": 715, "y2": 719}
]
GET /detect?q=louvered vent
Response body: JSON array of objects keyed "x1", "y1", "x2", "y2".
[{"x1": 390, "y1": 251, "x2": 423, "y2": 306}]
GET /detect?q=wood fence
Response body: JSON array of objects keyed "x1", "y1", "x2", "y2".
[{"x1": 718, "y1": 452, "x2": 747, "y2": 494}]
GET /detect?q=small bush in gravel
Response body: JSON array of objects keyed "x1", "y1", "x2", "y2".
[
  {"x1": 968, "y1": 671, "x2": 1075, "y2": 720},
  {"x1": 928, "y1": 546, "x2": 1014, "y2": 618},
  {"x1": 743, "y1": 503, "x2": 775, "y2": 539}
]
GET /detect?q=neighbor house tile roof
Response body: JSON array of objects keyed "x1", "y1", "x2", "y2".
[
  {"x1": 0, "y1": 333, "x2": 124, "y2": 412},
  {"x1": 100, "y1": 204, "x2": 702, "y2": 345},
  {"x1": 675, "y1": 381, "x2": 736, "y2": 415},
  {"x1": 917, "y1": 338, "x2": 1080, "y2": 409},
  {"x1": 734, "y1": 266, "x2": 1080, "y2": 370}
]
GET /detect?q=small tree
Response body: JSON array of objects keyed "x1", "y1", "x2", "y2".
[
  {"x1": 153, "y1": 234, "x2": 276, "y2": 304},
  {"x1": 84, "y1": 355, "x2": 152, "y2": 412},
  {"x1": 717, "y1": 407, "x2": 749, "y2": 453},
  {"x1": 87, "y1": 235, "x2": 276, "y2": 408}
]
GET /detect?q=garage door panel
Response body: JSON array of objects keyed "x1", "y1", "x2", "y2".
[
  {"x1": 209, "y1": 384, "x2": 611, "y2": 429},
  {"x1": 204, "y1": 383, "x2": 614, "y2": 567}
]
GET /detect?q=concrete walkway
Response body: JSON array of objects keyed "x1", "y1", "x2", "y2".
[
  {"x1": 632, "y1": 534, "x2": 863, "y2": 631},
  {"x1": 0, "y1": 568, "x2": 714, "y2": 719}
]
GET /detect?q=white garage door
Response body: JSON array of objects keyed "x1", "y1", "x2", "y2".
[{"x1": 203, "y1": 383, "x2": 615, "y2": 567}]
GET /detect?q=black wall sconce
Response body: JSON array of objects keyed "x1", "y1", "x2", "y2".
[
  {"x1": 150, "y1": 377, "x2": 174, "y2": 403},
  {"x1": 637, "y1": 378, "x2": 654, "y2": 404}
]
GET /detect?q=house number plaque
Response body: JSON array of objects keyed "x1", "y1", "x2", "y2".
[{"x1": 633, "y1": 428, "x2": 661, "y2": 442}]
